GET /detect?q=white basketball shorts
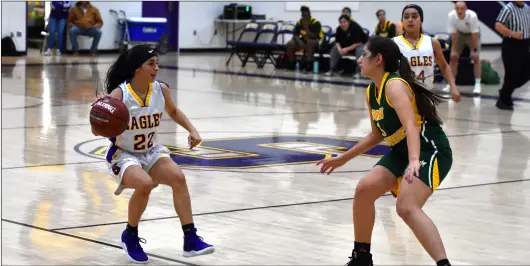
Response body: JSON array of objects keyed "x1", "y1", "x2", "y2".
[{"x1": 106, "y1": 143, "x2": 171, "y2": 195}]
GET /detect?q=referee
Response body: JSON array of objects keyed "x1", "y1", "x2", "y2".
[{"x1": 495, "y1": 1, "x2": 530, "y2": 110}]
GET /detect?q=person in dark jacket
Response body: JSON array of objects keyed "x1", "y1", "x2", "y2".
[
  {"x1": 286, "y1": 6, "x2": 323, "y2": 72},
  {"x1": 68, "y1": 1, "x2": 103, "y2": 56},
  {"x1": 325, "y1": 15, "x2": 368, "y2": 76},
  {"x1": 44, "y1": 1, "x2": 72, "y2": 56}
]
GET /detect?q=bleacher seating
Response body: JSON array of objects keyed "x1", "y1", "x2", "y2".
[{"x1": 225, "y1": 22, "x2": 445, "y2": 74}]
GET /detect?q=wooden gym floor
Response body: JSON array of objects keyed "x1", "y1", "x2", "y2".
[{"x1": 1, "y1": 48, "x2": 530, "y2": 265}]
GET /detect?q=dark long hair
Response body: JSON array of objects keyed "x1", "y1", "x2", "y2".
[
  {"x1": 104, "y1": 44, "x2": 157, "y2": 94},
  {"x1": 366, "y1": 36, "x2": 448, "y2": 125},
  {"x1": 104, "y1": 50, "x2": 133, "y2": 94},
  {"x1": 401, "y1": 4, "x2": 424, "y2": 36}
]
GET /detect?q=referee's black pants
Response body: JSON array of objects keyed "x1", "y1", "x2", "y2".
[{"x1": 499, "y1": 38, "x2": 530, "y2": 105}]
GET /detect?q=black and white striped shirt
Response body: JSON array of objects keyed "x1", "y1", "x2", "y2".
[{"x1": 496, "y1": 2, "x2": 530, "y2": 40}]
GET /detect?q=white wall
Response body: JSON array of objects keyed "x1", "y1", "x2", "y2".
[
  {"x1": 178, "y1": 1, "x2": 502, "y2": 49},
  {"x1": 178, "y1": 2, "x2": 228, "y2": 49},
  {"x1": 1, "y1": 1, "x2": 27, "y2": 52},
  {"x1": 66, "y1": 1, "x2": 142, "y2": 51}
]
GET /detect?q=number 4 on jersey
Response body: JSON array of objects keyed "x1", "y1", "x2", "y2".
[{"x1": 416, "y1": 70, "x2": 425, "y2": 83}]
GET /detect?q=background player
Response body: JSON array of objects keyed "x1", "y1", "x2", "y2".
[
  {"x1": 393, "y1": 4, "x2": 461, "y2": 102},
  {"x1": 91, "y1": 45, "x2": 214, "y2": 263},
  {"x1": 316, "y1": 36, "x2": 453, "y2": 266}
]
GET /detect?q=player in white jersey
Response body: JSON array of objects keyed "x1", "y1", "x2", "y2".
[
  {"x1": 91, "y1": 45, "x2": 214, "y2": 263},
  {"x1": 393, "y1": 4, "x2": 461, "y2": 103}
]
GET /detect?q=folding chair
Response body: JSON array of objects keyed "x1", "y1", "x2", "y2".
[
  {"x1": 363, "y1": 28, "x2": 370, "y2": 36},
  {"x1": 268, "y1": 24, "x2": 295, "y2": 69},
  {"x1": 321, "y1": 26, "x2": 333, "y2": 41},
  {"x1": 250, "y1": 23, "x2": 281, "y2": 68},
  {"x1": 226, "y1": 23, "x2": 261, "y2": 67},
  {"x1": 275, "y1": 24, "x2": 295, "y2": 49}
]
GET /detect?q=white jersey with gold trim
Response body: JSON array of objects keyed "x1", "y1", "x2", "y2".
[
  {"x1": 107, "y1": 80, "x2": 165, "y2": 154},
  {"x1": 393, "y1": 34, "x2": 435, "y2": 88}
]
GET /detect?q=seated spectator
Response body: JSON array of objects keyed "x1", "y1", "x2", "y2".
[
  {"x1": 325, "y1": 15, "x2": 368, "y2": 76},
  {"x1": 67, "y1": 1, "x2": 103, "y2": 56},
  {"x1": 286, "y1": 6, "x2": 323, "y2": 72},
  {"x1": 374, "y1": 9, "x2": 397, "y2": 38},
  {"x1": 44, "y1": 1, "x2": 72, "y2": 56},
  {"x1": 342, "y1": 7, "x2": 353, "y2": 21}
]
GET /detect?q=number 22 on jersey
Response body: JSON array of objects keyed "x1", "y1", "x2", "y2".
[{"x1": 134, "y1": 132, "x2": 155, "y2": 150}]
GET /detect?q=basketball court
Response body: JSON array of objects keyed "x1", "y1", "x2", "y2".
[{"x1": 2, "y1": 48, "x2": 530, "y2": 265}]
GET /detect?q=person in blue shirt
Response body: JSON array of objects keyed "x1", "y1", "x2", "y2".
[{"x1": 44, "y1": 1, "x2": 72, "y2": 56}]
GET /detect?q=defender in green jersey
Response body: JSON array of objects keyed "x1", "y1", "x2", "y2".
[
  {"x1": 317, "y1": 34, "x2": 453, "y2": 266},
  {"x1": 367, "y1": 71, "x2": 453, "y2": 197}
]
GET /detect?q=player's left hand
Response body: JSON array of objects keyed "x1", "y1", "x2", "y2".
[
  {"x1": 404, "y1": 160, "x2": 420, "y2": 183},
  {"x1": 188, "y1": 130, "x2": 202, "y2": 149},
  {"x1": 450, "y1": 87, "x2": 461, "y2": 103},
  {"x1": 91, "y1": 94, "x2": 112, "y2": 105}
]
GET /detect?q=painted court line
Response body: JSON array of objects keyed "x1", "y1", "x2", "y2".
[{"x1": 49, "y1": 178, "x2": 530, "y2": 231}]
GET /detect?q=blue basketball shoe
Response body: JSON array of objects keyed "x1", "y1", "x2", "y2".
[
  {"x1": 121, "y1": 230, "x2": 149, "y2": 263},
  {"x1": 183, "y1": 228, "x2": 215, "y2": 257}
]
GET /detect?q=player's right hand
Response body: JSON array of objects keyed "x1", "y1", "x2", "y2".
[
  {"x1": 450, "y1": 87, "x2": 461, "y2": 102},
  {"x1": 316, "y1": 155, "x2": 347, "y2": 175},
  {"x1": 404, "y1": 159, "x2": 420, "y2": 183}
]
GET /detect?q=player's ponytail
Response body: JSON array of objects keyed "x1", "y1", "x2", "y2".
[
  {"x1": 397, "y1": 53, "x2": 446, "y2": 125},
  {"x1": 104, "y1": 50, "x2": 133, "y2": 95},
  {"x1": 366, "y1": 36, "x2": 447, "y2": 125}
]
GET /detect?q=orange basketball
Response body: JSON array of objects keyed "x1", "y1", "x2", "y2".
[{"x1": 90, "y1": 97, "x2": 130, "y2": 137}]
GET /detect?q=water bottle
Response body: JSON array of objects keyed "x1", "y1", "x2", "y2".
[{"x1": 312, "y1": 61, "x2": 318, "y2": 73}]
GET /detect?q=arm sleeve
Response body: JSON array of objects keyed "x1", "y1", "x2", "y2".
[
  {"x1": 496, "y1": 6, "x2": 511, "y2": 24},
  {"x1": 353, "y1": 23, "x2": 368, "y2": 43},
  {"x1": 293, "y1": 20, "x2": 301, "y2": 36},
  {"x1": 469, "y1": 13, "x2": 480, "y2": 33},
  {"x1": 447, "y1": 12, "x2": 456, "y2": 33},
  {"x1": 335, "y1": 28, "x2": 344, "y2": 45},
  {"x1": 94, "y1": 9, "x2": 103, "y2": 28},
  {"x1": 310, "y1": 21, "x2": 322, "y2": 38},
  {"x1": 389, "y1": 23, "x2": 397, "y2": 38},
  {"x1": 67, "y1": 9, "x2": 75, "y2": 28}
]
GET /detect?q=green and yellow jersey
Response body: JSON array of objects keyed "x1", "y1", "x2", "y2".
[
  {"x1": 366, "y1": 72, "x2": 449, "y2": 152},
  {"x1": 367, "y1": 72, "x2": 453, "y2": 196},
  {"x1": 375, "y1": 20, "x2": 396, "y2": 38}
]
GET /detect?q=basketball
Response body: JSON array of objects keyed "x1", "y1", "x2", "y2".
[{"x1": 90, "y1": 97, "x2": 130, "y2": 137}]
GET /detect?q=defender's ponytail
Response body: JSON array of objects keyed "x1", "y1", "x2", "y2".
[{"x1": 397, "y1": 53, "x2": 446, "y2": 125}]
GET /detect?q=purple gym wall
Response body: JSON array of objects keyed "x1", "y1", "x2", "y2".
[
  {"x1": 460, "y1": 1, "x2": 530, "y2": 38},
  {"x1": 142, "y1": 1, "x2": 179, "y2": 51}
]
